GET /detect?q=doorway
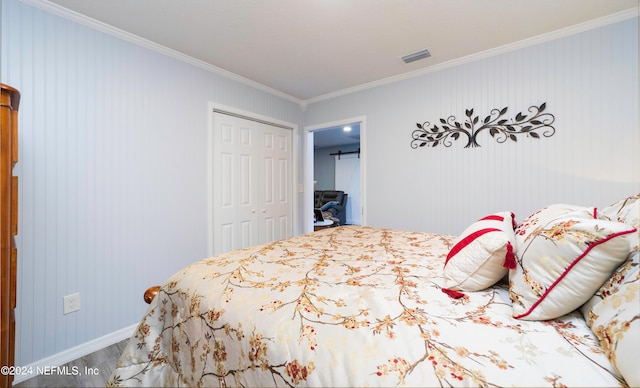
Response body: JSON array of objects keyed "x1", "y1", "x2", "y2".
[{"x1": 303, "y1": 117, "x2": 366, "y2": 233}]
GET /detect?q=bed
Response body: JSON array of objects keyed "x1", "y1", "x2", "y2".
[{"x1": 108, "y1": 194, "x2": 639, "y2": 387}]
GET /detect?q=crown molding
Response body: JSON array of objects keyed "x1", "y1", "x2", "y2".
[
  {"x1": 19, "y1": 0, "x2": 304, "y2": 107},
  {"x1": 306, "y1": 7, "x2": 639, "y2": 105},
  {"x1": 18, "y1": 1, "x2": 638, "y2": 108}
]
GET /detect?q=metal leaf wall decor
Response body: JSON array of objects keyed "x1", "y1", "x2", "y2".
[{"x1": 411, "y1": 103, "x2": 555, "y2": 149}]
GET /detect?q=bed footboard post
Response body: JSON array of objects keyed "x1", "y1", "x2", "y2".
[{"x1": 144, "y1": 286, "x2": 161, "y2": 304}]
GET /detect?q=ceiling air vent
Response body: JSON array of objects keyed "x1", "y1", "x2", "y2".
[{"x1": 401, "y1": 49, "x2": 431, "y2": 64}]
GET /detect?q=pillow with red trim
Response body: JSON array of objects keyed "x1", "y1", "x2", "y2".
[
  {"x1": 514, "y1": 203, "x2": 596, "y2": 238},
  {"x1": 443, "y1": 211, "x2": 516, "y2": 292},
  {"x1": 598, "y1": 194, "x2": 640, "y2": 227},
  {"x1": 598, "y1": 194, "x2": 639, "y2": 250},
  {"x1": 580, "y1": 250, "x2": 639, "y2": 387},
  {"x1": 580, "y1": 194, "x2": 640, "y2": 386},
  {"x1": 510, "y1": 206, "x2": 636, "y2": 320}
]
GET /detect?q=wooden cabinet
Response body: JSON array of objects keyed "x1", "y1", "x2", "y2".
[{"x1": 1, "y1": 84, "x2": 19, "y2": 388}]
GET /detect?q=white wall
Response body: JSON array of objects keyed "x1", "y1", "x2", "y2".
[
  {"x1": 1, "y1": 0, "x2": 303, "y2": 369},
  {"x1": 305, "y1": 17, "x2": 639, "y2": 236}
]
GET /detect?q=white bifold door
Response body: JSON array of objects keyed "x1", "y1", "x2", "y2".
[{"x1": 212, "y1": 112, "x2": 293, "y2": 255}]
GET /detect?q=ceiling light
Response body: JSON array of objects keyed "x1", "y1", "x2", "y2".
[
  {"x1": 401, "y1": 49, "x2": 431, "y2": 64},
  {"x1": 343, "y1": 126, "x2": 352, "y2": 132}
]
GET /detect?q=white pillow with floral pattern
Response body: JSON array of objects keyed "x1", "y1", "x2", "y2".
[
  {"x1": 581, "y1": 250, "x2": 639, "y2": 387},
  {"x1": 581, "y1": 194, "x2": 640, "y2": 387},
  {"x1": 598, "y1": 194, "x2": 639, "y2": 249},
  {"x1": 510, "y1": 205, "x2": 636, "y2": 321}
]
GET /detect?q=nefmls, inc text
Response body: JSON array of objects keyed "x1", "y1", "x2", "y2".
[{"x1": 38, "y1": 365, "x2": 100, "y2": 376}]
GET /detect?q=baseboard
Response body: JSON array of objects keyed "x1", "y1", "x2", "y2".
[{"x1": 12, "y1": 323, "x2": 137, "y2": 385}]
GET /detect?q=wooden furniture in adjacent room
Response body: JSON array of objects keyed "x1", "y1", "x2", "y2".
[{"x1": 1, "y1": 84, "x2": 20, "y2": 388}]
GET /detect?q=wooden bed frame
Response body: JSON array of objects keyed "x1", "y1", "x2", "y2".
[{"x1": 143, "y1": 286, "x2": 160, "y2": 304}]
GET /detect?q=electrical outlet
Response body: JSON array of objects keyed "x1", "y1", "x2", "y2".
[{"x1": 63, "y1": 293, "x2": 80, "y2": 314}]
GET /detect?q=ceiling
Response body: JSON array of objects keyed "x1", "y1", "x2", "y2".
[
  {"x1": 39, "y1": 0, "x2": 638, "y2": 102},
  {"x1": 314, "y1": 124, "x2": 361, "y2": 149}
]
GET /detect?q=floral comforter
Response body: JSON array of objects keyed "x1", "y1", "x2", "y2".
[{"x1": 109, "y1": 226, "x2": 625, "y2": 387}]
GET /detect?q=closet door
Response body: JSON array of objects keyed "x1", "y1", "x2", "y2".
[
  {"x1": 212, "y1": 113, "x2": 292, "y2": 255},
  {"x1": 213, "y1": 113, "x2": 260, "y2": 254},
  {"x1": 259, "y1": 122, "x2": 292, "y2": 244}
]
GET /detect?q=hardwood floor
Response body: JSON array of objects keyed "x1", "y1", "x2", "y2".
[{"x1": 14, "y1": 339, "x2": 129, "y2": 387}]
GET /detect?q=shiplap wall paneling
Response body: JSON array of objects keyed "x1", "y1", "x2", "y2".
[
  {"x1": 303, "y1": 17, "x2": 638, "y2": 236},
  {"x1": 2, "y1": 0, "x2": 303, "y2": 373}
]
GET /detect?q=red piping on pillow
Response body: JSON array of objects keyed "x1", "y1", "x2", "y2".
[
  {"x1": 479, "y1": 213, "x2": 517, "y2": 230},
  {"x1": 480, "y1": 215, "x2": 505, "y2": 222},
  {"x1": 445, "y1": 227, "x2": 501, "y2": 266},
  {"x1": 512, "y1": 227, "x2": 637, "y2": 319}
]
